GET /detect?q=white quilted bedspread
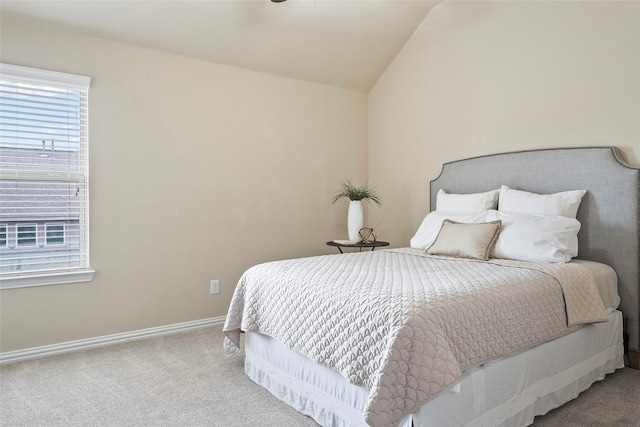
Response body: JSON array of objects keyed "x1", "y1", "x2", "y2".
[{"x1": 223, "y1": 248, "x2": 607, "y2": 427}]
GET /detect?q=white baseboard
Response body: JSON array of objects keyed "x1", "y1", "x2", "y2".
[{"x1": 0, "y1": 316, "x2": 226, "y2": 365}]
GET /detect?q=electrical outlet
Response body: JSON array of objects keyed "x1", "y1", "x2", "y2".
[{"x1": 210, "y1": 279, "x2": 220, "y2": 294}]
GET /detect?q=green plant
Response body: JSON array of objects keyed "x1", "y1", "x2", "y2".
[{"x1": 331, "y1": 180, "x2": 382, "y2": 206}]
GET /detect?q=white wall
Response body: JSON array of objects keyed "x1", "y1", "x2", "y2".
[
  {"x1": 0, "y1": 21, "x2": 368, "y2": 352},
  {"x1": 369, "y1": 0, "x2": 640, "y2": 246}
]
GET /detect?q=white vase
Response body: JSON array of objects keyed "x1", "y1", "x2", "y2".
[{"x1": 347, "y1": 200, "x2": 364, "y2": 241}]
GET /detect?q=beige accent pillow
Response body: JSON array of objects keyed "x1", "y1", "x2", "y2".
[{"x1": 427, "y1": 219, "x2": 502, "y2": 261}]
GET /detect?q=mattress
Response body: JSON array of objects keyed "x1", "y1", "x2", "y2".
[{"x1": 244, "y1": 310, "x2": 624, "y2": 427}]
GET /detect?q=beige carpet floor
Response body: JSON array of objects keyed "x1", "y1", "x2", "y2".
[{"x1": 1, "y1": 326, "x2": 639, "y2": 426}]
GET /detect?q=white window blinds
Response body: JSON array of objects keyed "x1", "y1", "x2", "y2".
[{"x1": 0, "y1": 63, "x2": 92, "y2": 285}]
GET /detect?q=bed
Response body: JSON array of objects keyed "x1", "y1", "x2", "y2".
[{"x1": 223, "y1": 147, "x2": 639, "y2": 427}]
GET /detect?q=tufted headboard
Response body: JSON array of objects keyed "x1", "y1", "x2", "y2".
[{"x1": 430, "y1": 147, "x2": 640, "y2": 362}]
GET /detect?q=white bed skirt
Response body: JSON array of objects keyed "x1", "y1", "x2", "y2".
[{"x1": 244, "y1": 310, "x2": 624, "y2": 427}]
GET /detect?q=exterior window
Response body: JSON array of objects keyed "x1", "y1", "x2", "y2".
[
  {"x1": 46, "y1": 223, "x2": 65, "y2": 245},
  {"x1": 0, "y1": 224, "x2": 6, "y2": 247},
  {"x1": 0, "y1": 63, "x2": 93, "y2": 287},
  {"x1": 17, "y1": 224, "x2": 37, "y2": 246}
]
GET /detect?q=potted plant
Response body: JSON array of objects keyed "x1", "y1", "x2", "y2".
[{"x1": 332, "y1": 180, "x2": 382, "y2": 241}]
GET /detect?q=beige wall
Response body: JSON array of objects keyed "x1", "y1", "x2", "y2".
[
  {"x1": 0, "y1": 22, "x2": 368, "y2": 352},
  {"x1": 3, "y1": 0, "x2": 640, "y2": 354},
  {"x1": 369, "y1": 0, "x2": 640, "y2": 247}
]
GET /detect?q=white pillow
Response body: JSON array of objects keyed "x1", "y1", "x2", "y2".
[
  {"x1": 410, "y1": 210, "x2": 490, "y2": 249},
  {"x1": 486, "y1": 210, "x2": 581, "y2": 263},
  {"x1": 436, "y1": 189, "x2": 500, "y2": 213},
  {"x1": 426, "y1": 220, "x2": 502, "y2": 261},
  {"x1": 498, "y1": 185, "x2": 586, "y2": 218}
]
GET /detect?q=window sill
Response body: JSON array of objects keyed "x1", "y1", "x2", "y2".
[{"x1": 0, "y1": 270, "x2": 96, "y2": 290}]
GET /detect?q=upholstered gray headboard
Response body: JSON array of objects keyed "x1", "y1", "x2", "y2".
[{"x1": 430, "y1": 147, "x2": 640, "y2": 359}]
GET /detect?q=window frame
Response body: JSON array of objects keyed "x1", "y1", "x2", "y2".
[{"x1": 0, "y1": 63, "x2": 95, "y2": 289}]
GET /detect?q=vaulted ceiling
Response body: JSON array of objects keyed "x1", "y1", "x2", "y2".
[{"x1": 0, "y1": 0, "x2": 441, "y2": 92}]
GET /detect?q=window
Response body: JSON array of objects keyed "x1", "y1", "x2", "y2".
[
  {"x1": 0, "y1": 224, "x2": 6, "y2": 247},
  {"x1": 0, "y1": 64, "x2": 94, "y2": 288},
  {"x1": 17, "y1": 224, "x2": 37, "y2": 246},
  {"x1": 46, "y1": 223, "x2": 65, "y2": 246}
]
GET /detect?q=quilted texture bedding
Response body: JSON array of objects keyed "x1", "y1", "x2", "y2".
[{"x1": 223, "y1": 248, "x2": 607, "y2": 427}]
